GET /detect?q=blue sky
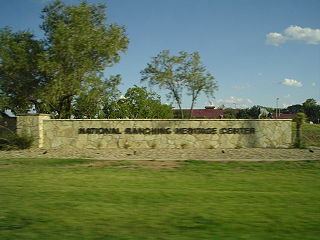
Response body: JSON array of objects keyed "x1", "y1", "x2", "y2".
[{"x1": 0, "y1": 0, "x2": 319, "y2": 109}]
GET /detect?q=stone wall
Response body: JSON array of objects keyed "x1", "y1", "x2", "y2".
[
  {"x1": 35, "y1": 118, "x2": 292, "y2": 149},
  {"x1": 17, "y1": 114, "x2": 51, "y2": 148}
]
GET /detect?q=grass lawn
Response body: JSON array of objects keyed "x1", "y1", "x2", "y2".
[{"x1": 0, "y1": 159, "x2": 320, "y2": 240}]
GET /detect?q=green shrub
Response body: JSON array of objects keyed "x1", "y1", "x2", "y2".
[
  {"x1": 0, "y1": 132, "x2": 34, "y2": 150},
  {"x1": 293, "y1": 112, "x2": 307, "y2": 148}
]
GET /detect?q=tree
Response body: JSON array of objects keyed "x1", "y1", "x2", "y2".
[
  {"x1": 73, "y1": 75, "x2": 121, "y2": 119},
  {"x1": 104, "y1": 86, "x2": 173, "y2": 119},
  {"x1": 223, "y1": 108, "x2": 236, "y2": 119},
  {"x1": 236, "y1": 109, "x2": 250, "y2": 119},
  {"x1": 302, "y1": 98, "x2": 319, "y2": 122},
  {"x1": 282, "y1": 104, "x2": 303, "y2": 114},
  {"x1": 141, "y1": 50, "x2": 184, "y2": 117},
  {"x1": 180, "y1": 52, "x2": 217, "y2": 116},
  {"x1": 0, "y1": 28, "x2": 47, "y2": 114},
  {"x1": 0, "y1": 92, "x2": 9, "y2": 118},
  {"x1": 39, "y1": 0, "x2": 129, "y2": 118},
  {"x1": 247, "y1": 105, "x2": 261, "y2": 119},
  {"x1": 141, "y1": 50, "x2": 217, "y2": 118},
  {"x1": 0, "y1": 0, "x2": 129, "y2": 118}
]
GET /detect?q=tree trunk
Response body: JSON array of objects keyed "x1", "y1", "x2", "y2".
[
  {"x1": 65, "y1": 97, "x2": 72, "y2": 119},
  {"x1": 178, "y1": 103, "x2": 184, "y2": 119},
  {"x1": 57, "y1": 100, "x2": 63, "y2": 119},
  {"x1": 190, "y1": 96, "x2": 196, "y2": 119}
]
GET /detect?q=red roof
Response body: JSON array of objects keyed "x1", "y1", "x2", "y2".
[
  {"x1": 190, "y1": 109, "x2": 224, "y2": 119},
  {"x1": 173, "y1": 108, "x2": 224, "y2": 119},
  {"x1": 272, "y1": 113, "x2": 296, "y2": 119}
]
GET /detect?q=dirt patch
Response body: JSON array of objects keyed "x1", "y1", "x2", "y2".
[
  {"x1": 131, "y1": 160, "x2": 181, "y2": 169},
  {"x1": 69, "y1": 160, "x2": 181, "y2": 169},
  {"x1": 69, "y1": 161, "x2": 110, "y2": 168},
  {"x1": 0, "y1": 164, "x2": 17, "y2": 168}
]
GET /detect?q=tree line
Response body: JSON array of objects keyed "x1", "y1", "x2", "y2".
[
  {"x1": 282, "y1": 98, "x2": 320, "y2": 123},
  {"x1": 223, "y1": 98, "x2": 319, "y2": 123},
  {"x1": 0, "y1": 0, "x2": 217, "y2": 119}
]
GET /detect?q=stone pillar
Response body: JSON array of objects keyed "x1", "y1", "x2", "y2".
[{"x1": 16, "y1": 114, "x2": 51, "y2": 148}]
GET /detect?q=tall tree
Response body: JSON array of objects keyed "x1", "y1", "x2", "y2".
[
  {"x1": 141, "y1": 50, "x2": 217, "y2": 118},
  {"x1": 283, "y1": 104, "x2": 304, "y2": 114},
  {"x1": 0, "y1": 28, "x2": 47, "y2": 114},
  {"x1": 0, "y1": 0, "x2": 128, "y2": 118},
  {"x1": 180, "y1": 51, "x2": 217, "y2": 116},
  {"x1": 302, "y1": 98, "x2": 319, "y2": 122},
  {"x1": 39, "y1": 0, "x2": 129, "y2": 118},
  {"x1": 141, "y1": 50, "x2": 184, "y2": 117}
]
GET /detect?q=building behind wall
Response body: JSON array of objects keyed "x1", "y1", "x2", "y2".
[
  {"x1": 272, "y1": 113, "x2": 296, "y2": 119},
  {"x1": 173, "y1": 106, "x2": 225, "y2": 119},
  {"x1": 173, "y1": 106, "x2": 297, "y2": 119}
]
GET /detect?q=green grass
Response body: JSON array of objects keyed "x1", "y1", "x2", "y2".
[
  {"x1": 0, "y1": 159, "x2": 320, "y2": 240},
  {"x1": 292, "y1": 122, "x2": 320, "y2": 147}
]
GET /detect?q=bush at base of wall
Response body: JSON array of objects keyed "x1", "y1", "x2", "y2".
[{"x1": 0, "y1": 133, "x2": 34, "y2": 150}]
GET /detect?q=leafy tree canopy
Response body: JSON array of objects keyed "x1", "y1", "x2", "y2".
[
  {"x1": 0, "y1": 28, "x2": 46, "y2": 114},
  {"x1": 0, "y1": 0, "x2": 129, "y2": 118},
  {"x1": 302, "y1": 98, "x2": 319, "y2": 122},
  {"x1": 73, "y1": 74, "x2": 122, "y2": 119},
  {"x1": 141, "y1": 50, "x2": 217, "y2": 118},
  {"x1": 104, "y1": 85, "x2": 173, "y2": 119},
  {"x1": 282, "y1": 104, "x2": 304, "y2": 114}
]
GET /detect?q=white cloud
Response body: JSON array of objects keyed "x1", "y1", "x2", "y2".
[
  {"x1": 281, "y1": 78, "x2": 303, "y2": 87},
  {"x1": 257, "y1": 72, "x2": 263, "y2": 76},
  {"x1": 266, "y1": 25, "x2": 320, "y2": 46},
  {"x1": 284, "y1": 26, "x2": 320, "y2": 45},
  {"x1": 311, "y1": 82, "x2": 316, "y2": 86},
  {"x1": 266, "y1": 32, "x2": 287, "y2": 46},
  {"x1": 216, "y1": 96, "x2": 253, "y2": 108}
]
